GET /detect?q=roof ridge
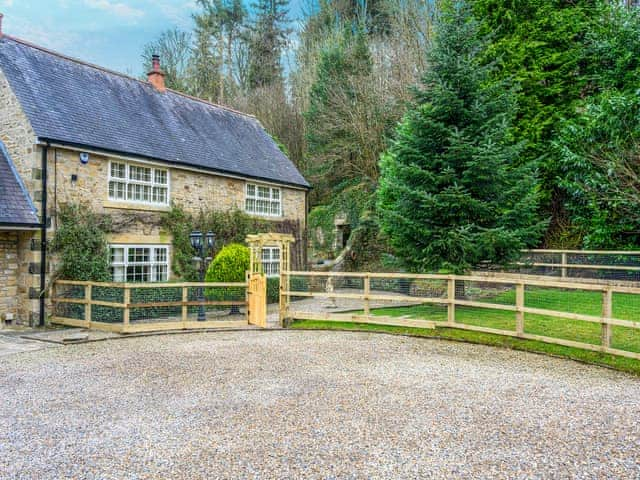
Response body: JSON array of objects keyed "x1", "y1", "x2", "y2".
[{"x1": 2, "y1": 34, "x2": 257, "y2": 120}]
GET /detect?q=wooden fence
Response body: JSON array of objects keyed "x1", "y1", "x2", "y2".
[
  {"x1": 52, "y1": 279, "x2": 254, "y2": 334},
  {"x1": 513, "y1": 249, "x2": 640, "y2": 281},
  {"x1": 280, "y1": 271, "x2": 640, "y2": 360}
]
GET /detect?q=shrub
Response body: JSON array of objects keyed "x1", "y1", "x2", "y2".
[
  {"x1": 267, "y1": 277, "x2": 280, "y2": 304},
  {"x1": 205, "y1": 244, "x2": 250, "y2": 311},
  {"x1": 205, "y1": 243, "x2": 250, "y2": 283}
]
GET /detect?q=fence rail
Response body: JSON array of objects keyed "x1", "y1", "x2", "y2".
[
  {"x1": 281, "y1": 270, "x2": 640, "y2": 360},
  {"x1": 502, "y1": 249, "x2": 640, "y2": 282},
  {"x1": 52, "y1": 280, "x2": 250, "y2": 333}
]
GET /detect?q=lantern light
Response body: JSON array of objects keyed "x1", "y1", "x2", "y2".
[
  {"x1": 190, "y1": 230, "x2": 202, "y2": 250},
  {"x1": 206, "y1": 231, "x2": 215, "y2": 250}
]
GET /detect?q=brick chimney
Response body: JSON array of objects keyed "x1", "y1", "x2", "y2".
[{"x1": 147, "y1": 54, "x2": 166, "y2": 92}]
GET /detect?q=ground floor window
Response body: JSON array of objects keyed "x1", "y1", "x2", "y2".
[
  {"x1": 109, "y1": 245, "x2": 169, "y2": 282},
  {"x1": 262, "y1": 246, "x2": 280, "y2": 277}
]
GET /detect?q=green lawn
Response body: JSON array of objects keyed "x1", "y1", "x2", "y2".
[
  {"x1": 289, "y1": 287, "x2": 640, "y2": 375},
  {"x1": 290, "y1": 320, "x2": 640, "y2": 375},
  {"x1": 360, "y1": 287, "x2": 640, "y2": 353}
]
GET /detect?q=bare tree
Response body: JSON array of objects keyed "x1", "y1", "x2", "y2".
[{"x1": 142, "y1": 28, "x2": 192, "y2": 92}]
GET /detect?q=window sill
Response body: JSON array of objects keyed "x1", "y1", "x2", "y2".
[
  {"x1": 104, "y1": 201, "x2": 171, "y2": 212},
  {"x1": 245, "y1": 212, "x2": 284, "y2": 220}
]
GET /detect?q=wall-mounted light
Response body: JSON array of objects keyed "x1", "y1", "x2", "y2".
[{"x1": 79, "y1": 152, "x2": 90, "y2": 164}]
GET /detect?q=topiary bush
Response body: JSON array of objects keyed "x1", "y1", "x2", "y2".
[
  {"x1": 205, "y1": 243, "x2": 250, "y2": 283},
  {"x1": 205, "y1": 244, "x2": 250, "y2": 313}
]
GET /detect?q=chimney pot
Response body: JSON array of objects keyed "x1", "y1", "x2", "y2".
[{"x1": 147, "y1": 54, "x2": 166, "y2": 92}]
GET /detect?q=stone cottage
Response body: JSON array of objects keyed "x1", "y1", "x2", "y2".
[{"x1": 0, "y1": 26, "x2": 309, "y2": 326}]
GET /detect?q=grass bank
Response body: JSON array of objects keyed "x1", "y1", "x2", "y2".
[{"x1": 290, "y1": 320, "x2": 640, "y2": 375}]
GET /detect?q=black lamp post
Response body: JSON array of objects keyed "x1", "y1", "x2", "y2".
[{"x1": 190, "y1": 230, "x2": 215, "y2": 321}]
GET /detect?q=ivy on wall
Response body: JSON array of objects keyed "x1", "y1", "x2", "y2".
[
  {"x1": 161, "y1": 204, "x2": 302, "y2": 281},
  {"x1": 51, "y1": 203, "x2": 112, "y2": 281},
  {"x1": 51, "y1": 203, "x2": 304, "y2": 284},
  {"x1": 308, "y1": 180, "x2": 375, "y2": 260}
]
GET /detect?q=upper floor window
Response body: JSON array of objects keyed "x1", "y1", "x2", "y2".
[
  {"x1": 108, "y1": 161, "x2": 169, "y2": 206},
  {"x1": 110, "y1": 245, "x2": 169, "y2": 282},
  {"x1": 261, "y1": 246, "x2": 280, "y2": 277},
  {"x1": 245, "y1": 183, "x2": 281, "y2": 217}
]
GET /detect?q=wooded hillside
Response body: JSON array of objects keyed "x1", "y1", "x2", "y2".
[{"x1": 142, "y1": 0, "x2": 640, "y2": 272}]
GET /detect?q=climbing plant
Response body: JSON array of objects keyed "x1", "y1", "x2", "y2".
[
  {"x1": 162, "y1": 204, "x2": 300, "y2": 281},
  {"x1": 51, "y1": 203, "x2": 112, "y2": 281}
]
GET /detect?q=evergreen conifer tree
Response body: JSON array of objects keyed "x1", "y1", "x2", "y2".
[
  {"x1": 377, "y1": 1, "x2": 544, "y2": 273},
  {"x1": 247, "y1": 0, "x2": 290, "y2": 89}
]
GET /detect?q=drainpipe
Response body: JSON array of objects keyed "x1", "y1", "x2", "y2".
[{"x1": 39, "y1": 142, "x2": 49, "y2": 327}]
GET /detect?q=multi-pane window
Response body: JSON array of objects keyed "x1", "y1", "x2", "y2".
[
  {"x1": 108, "y1": 162, "x2": 169, "y2": 205},
  {"x1": 245, "y1": 184, "x2": 281, "y2": 217},
  {"x1": 261, "y1": 247, "x2": 280, "y2": 277},
  {"x1": 109, "y1": 245, "x2": 169, "y2": 282}
]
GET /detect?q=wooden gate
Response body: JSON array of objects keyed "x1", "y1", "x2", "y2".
[{"x1": 247, "y1": 272, "x2": 267, "y2": 327}]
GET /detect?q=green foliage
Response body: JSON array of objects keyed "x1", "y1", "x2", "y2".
[
  {"x1": 342, "y1": 213, "x2": 391, "y2": 272},
  {"x1": 556, "y1": 91, "x2": 640, "y2": 248},
  {"x1": 473, "y1": 0, "x2": 597, "y2": 156},
  {"x1": 267, "y1": 277, "x2": 280, "y2": 304},
  {"x1": 377, "y1": 2, "x2": 545, "y2": 273},
  {"x1": 473, "y1": 1, "x2": 640, "y2": 245},
  {"x1": 308, "y1": 181, "x2": 375, "y2": 258},
  {"x1": 162, "y1": 205, "x2": 271, "y2": 281},
  {"x1": 51, "y1": 204, "x2": 112, "y2": 281},
  {"x1": 205, "y1": 243, "x2": 250, "y2": 283},
  {"x1": 247, "y1": 0, "x2": 290, "y2": 89},
  {"x1": 205, "y1": 243, "x2": 250, "y2": 304}
]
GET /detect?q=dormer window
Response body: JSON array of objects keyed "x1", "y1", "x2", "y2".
[{"x1": 108, "y1": 161, "x2": 169, "y2": 206}]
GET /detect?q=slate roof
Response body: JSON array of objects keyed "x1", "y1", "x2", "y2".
[
  {"x1": 0, "y1": 36, "x2": 309, "y2": 188},
  {"x1": 0, "y1": 140, "x2": 39, "y2": 227}
]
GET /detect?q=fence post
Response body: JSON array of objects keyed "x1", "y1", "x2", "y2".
[
  {"x1": 85, "y1": 283, "x2": 92, "y2": 329},
  {"x1": 51, "y1": 282, "x2": 56, "y2": 321},
  {"x1": 601, "y1": 288, "x2": 613, "y2": 350},
  {"x1": 279, "y1": 271, "x2": 288, "y2": 328},
  {"x1": 182, "y1": 285, "x2": 188, "y2": 327},
  {"x1": 364, "y1": 275, "x2": 371, "y2": 318},
  {"x1": 561, "y1": 252, "x2": 568, "y2": 279},
  {"x1": 447, "y1": 276, "x2": 456, "y2": 325},
  {"x1": 515, "y1": 283, "x2": 524, "y2": 336},
  {"x1": 123, "y1": 286, "x2": 130, "y2": 330}
]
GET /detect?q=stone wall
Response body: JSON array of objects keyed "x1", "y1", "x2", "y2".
[
  {"x1": 0, "y1": 69, "x2": 41, "y2": 325},
  {"x1": 50, "y1": 148, "x2": 306, "y2": 226},
  {"x1": 0, "y1": 232, "x2": 19, "y2": 323}
]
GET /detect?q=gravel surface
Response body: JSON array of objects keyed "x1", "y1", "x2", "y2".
[{"x1": 1, "y1": 331, "x2": 639, "y2": 479}]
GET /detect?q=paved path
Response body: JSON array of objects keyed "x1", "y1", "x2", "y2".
[
  {"x1": 1, "y1": 330, "x2": 639, "y2": 479},
  {"x1": 0, "y1": 332, "x2": 57, "y2": 356}
]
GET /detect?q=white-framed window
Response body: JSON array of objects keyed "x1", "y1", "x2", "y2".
[
  {"x1": 109, "y1": 245, "x2": 169, "y2": 282},
  {"x1": 261, "y1": 246, "x2": 280, "y2": 277},
  {"x1": 245, "y1": 183, "x2": 282, "y2": 217},
  {"x1": 108, "y1": 161, "x2": 169, "y2": 206}
]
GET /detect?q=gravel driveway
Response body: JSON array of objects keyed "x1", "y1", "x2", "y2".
[{"x1": 1, "y1": 331, "x2": 639, "y2": 479}]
